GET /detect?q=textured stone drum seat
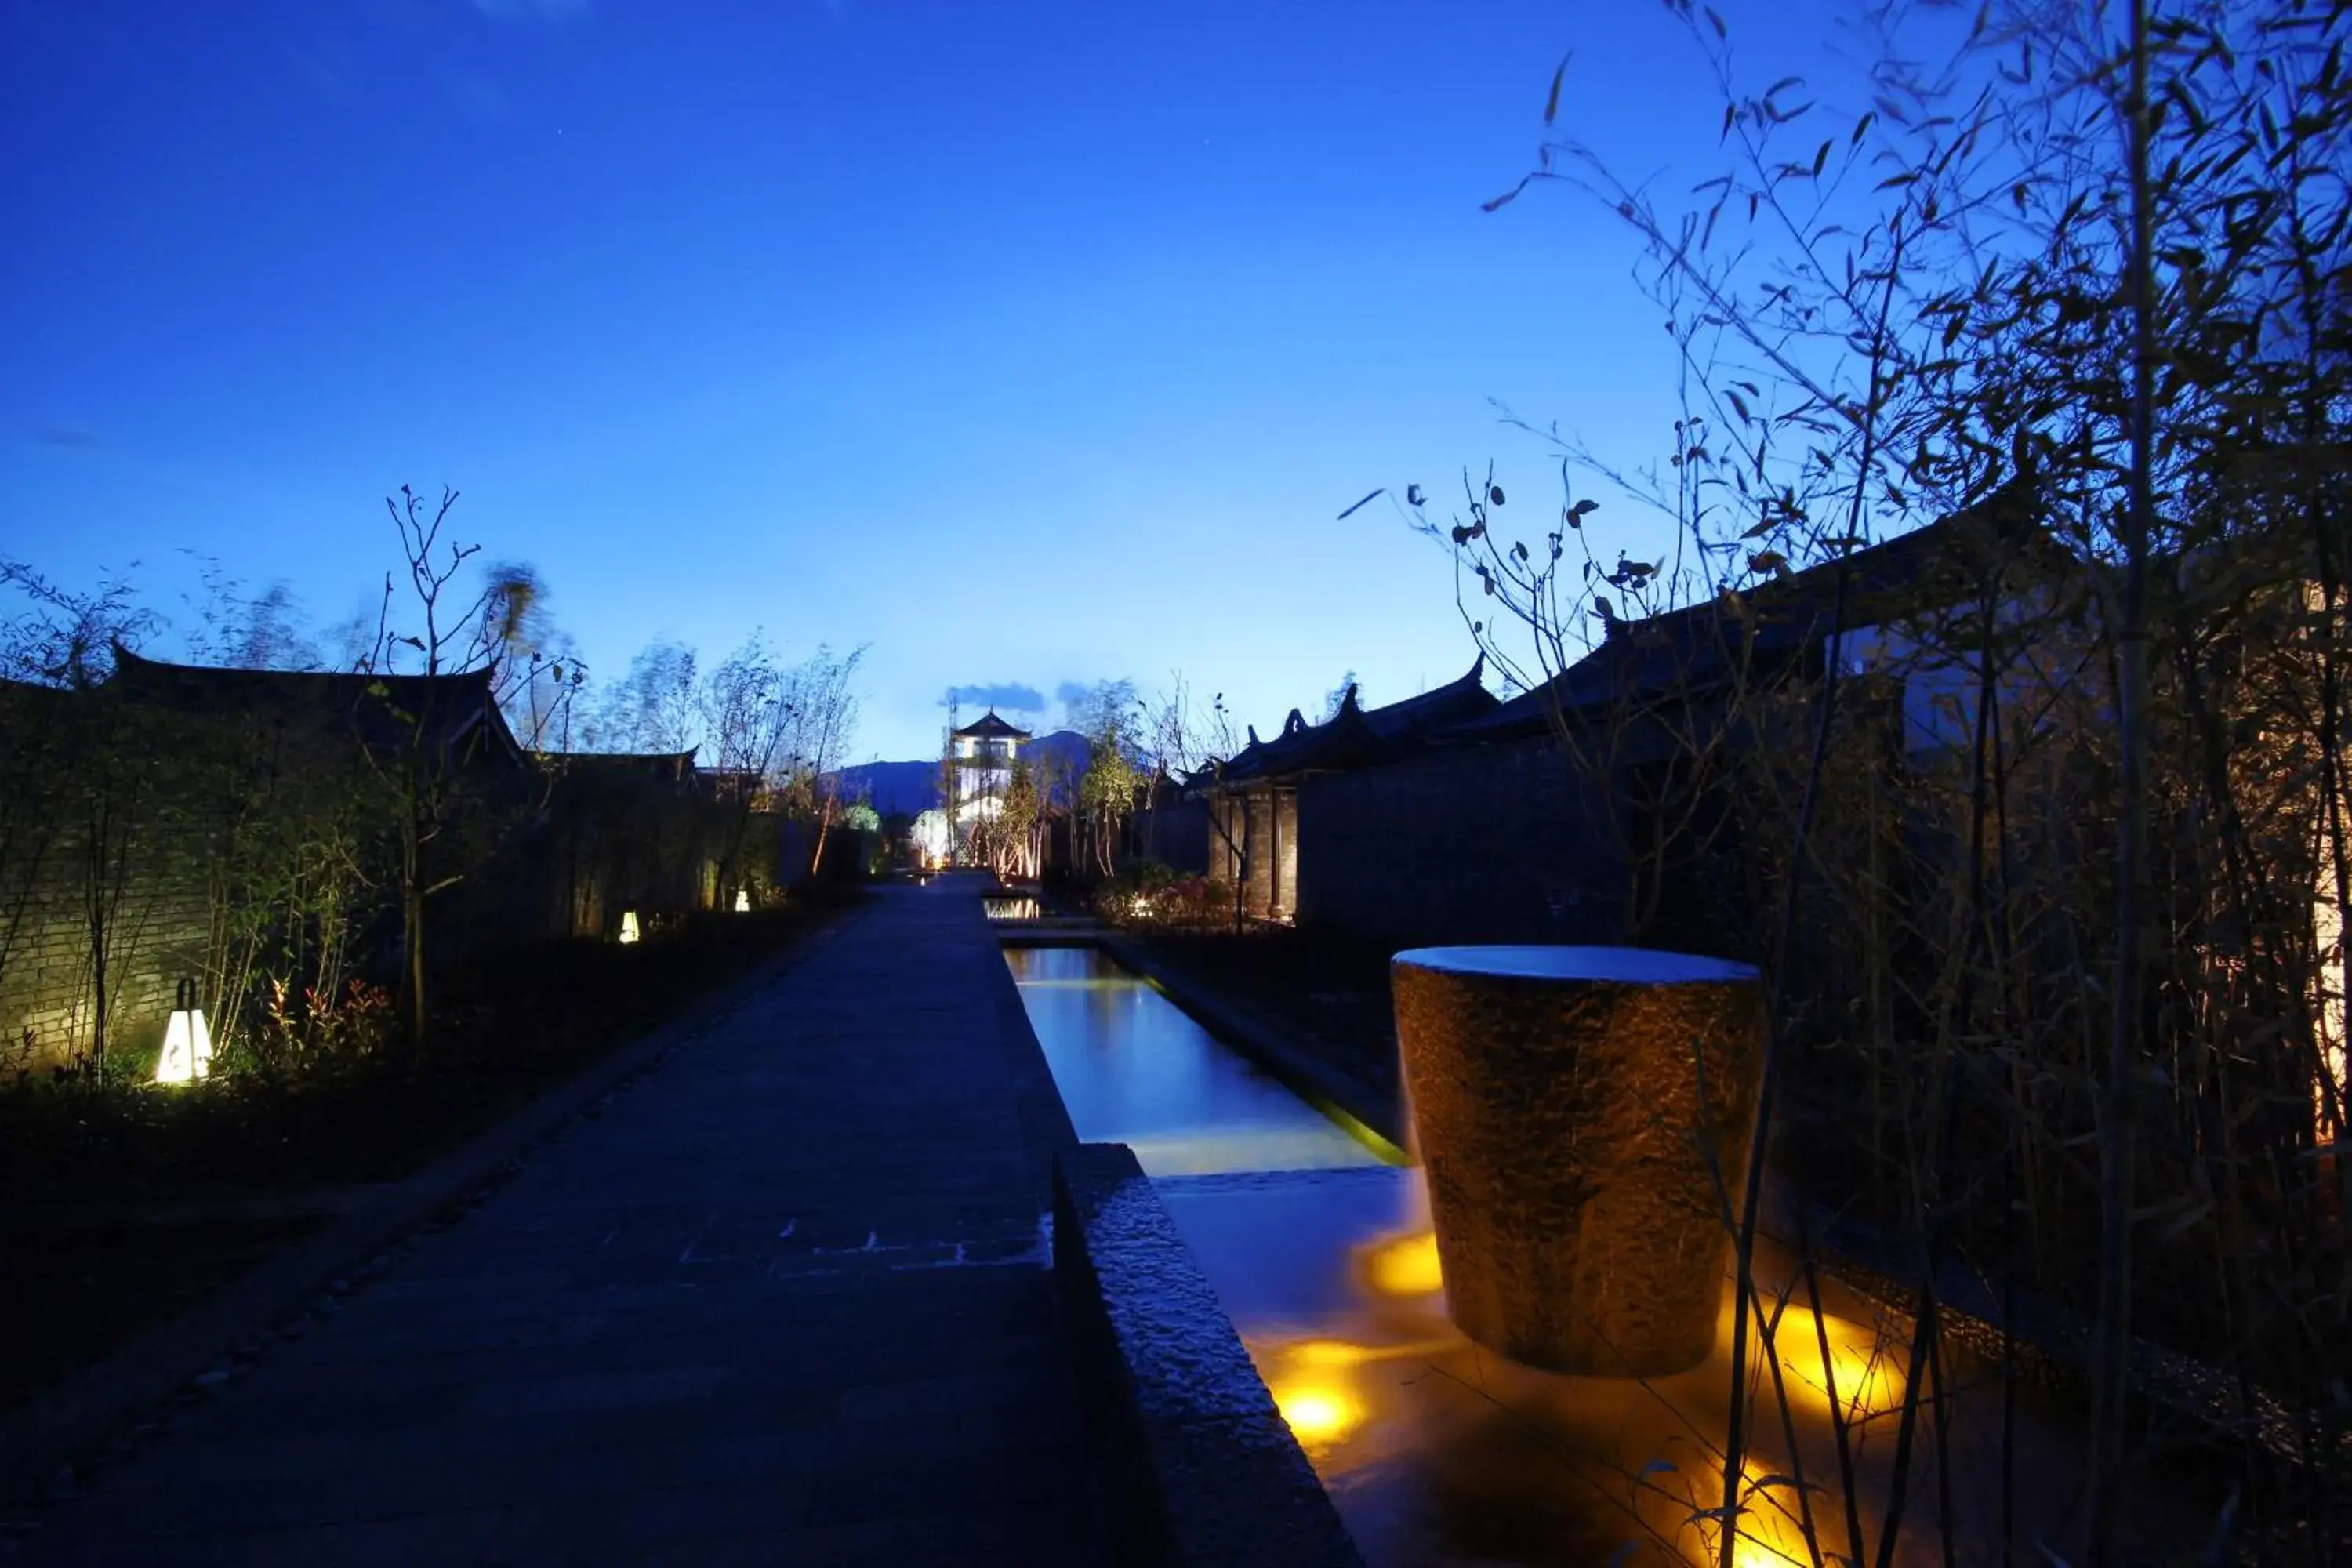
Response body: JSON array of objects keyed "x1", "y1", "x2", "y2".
[{"x1": 1391, "y1": 945, "x2": 1766, "y2": 1379}]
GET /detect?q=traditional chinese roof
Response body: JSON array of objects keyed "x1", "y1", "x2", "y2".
[
  {"x1": 553, "y1": 747, "x2": 695, "y2": 771},
  {"x1": 1204, "y1": 656, "x2": 1497, "y2": 787},
  {"x1": 696, "y1": 765, "x2": 768, "y2": 804},
  {"x1": 541, "y1": 749, "x2": 699, "y2": 787},
  {"x1": 952, "y1": 710, "x2": 1031, "y2": 742},
  {"x1": 103, "y1": 644, "x2": 525, "y2": 765},
  {"x1": 1442, "y1": 473, "x2": 2068, "y2": 743}
]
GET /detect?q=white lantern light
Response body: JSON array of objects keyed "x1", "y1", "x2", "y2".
[
  {"x1": 733, "y1": 887, "x2": 750, "y2": 913},
  {"x1": 154, "y1": 978, "x2": 213, "y2": 1085},
  {"x1": 619, "y1": 910, "x2": 641, "y2": 945}
]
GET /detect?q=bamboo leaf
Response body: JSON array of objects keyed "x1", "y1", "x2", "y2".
[
  {"x1": 1483, "y1": 176, "x2": 1535, "y2": 212},
  {"x1": 1543, "y1": 53, "x2": 1570, "y2": 126}
]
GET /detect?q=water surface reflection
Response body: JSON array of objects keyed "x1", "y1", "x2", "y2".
[{"x1": 1005, "y1": 944, "x2": 1390, "y2": 1177}]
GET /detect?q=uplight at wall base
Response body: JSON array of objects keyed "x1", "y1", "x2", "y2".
[
  {"x1": 154, "y1": 978, "x2": 213, "y2": 1085},
  {"x1": 619, "y1": 910, "x2": 641, "y2": 945}
]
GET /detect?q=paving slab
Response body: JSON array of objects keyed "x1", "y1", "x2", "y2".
[{"x1": 18, "y1": 882, "x2": 1098, "y2": 1567}]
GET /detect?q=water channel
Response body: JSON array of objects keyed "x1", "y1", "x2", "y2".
[
  {"x1": 1004, "y1": 943, "x2": 1391, "y2": 1178},
  {"x1": 1005, "y1": 942, "x2": 2225, "y2": 1567}
]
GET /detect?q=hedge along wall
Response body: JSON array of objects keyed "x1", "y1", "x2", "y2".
[{"x1": 1293, "y1": 734, "x2": 1631, "y2": 948}]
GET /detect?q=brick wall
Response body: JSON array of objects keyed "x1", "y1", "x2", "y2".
[
  {"x1": 1, "y1": 708, "x2": 731, "y2": 1069},
  {"x1": 0, "y1": 825, "x2": 214, "y2": 1072},
  {"x1": 0, "y1": 732, "x2": 231, "y2": 1073}
]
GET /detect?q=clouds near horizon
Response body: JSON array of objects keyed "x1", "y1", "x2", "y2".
[{"x1": 943, "y1": 682, "x2": 1044, "y2": 713}]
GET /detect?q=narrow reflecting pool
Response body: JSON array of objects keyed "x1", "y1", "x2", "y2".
[{"x1": 1005, "y1": 944, "x2": 1392, "y2": 1177}]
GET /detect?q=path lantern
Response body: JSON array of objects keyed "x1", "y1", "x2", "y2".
[
  {"x1": 734, "y1": 887, "x2": 750, "y2": 913},
  {"x1": 154, "y1": 978, "x2": 214, "y2": 1085},
  {"x1": 619, "y1": 910, "x2": 642, "y2": 945}
]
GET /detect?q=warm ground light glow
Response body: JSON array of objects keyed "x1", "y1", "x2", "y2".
[
  {"x1": 1270, "y1": 1378, "x2": 1365, "y2": 1452},
  {"x1": 1287, "y1": 1225, "x2": 1899, "y2": 1559},
  {"x1": 1263, "y1": 1317, "x2": 1865, "y2": 1563},
  {"x1": 1350, "y1": 1230, "x2": 1900, "y2": 1423},
  {"x1": 618, "y1": 910, "x2": 641, "y2": 944},
  {"x1": 1738, "y1": 1301, "x2": 1907, "y2": 1421},
  {"x1": 1289, "y1": 1337, "x2": 1463, "y2": 1370},
  {"x1": 1677, "y1": 1461, "x2": 1819, "y2": 1568},
  {"x1": 1360, "y1": 1230, "x2": 1443, "y2": 1296}
]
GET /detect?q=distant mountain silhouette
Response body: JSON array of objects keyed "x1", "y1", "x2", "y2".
[
  {"x1": 829, "y1": 758, "x2": 937, "y2": 818},
  {"x1": 834, "y1": 729, "x2": 1091, "y2": 818},
  {"x1": 1026, "y1": 730, "x2": 1092, "y2": 806}
]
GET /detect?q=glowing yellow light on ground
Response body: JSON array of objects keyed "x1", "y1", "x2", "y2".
[
  {"x1": 619, "y1": 911, "x2": 641, "y2": 945},
  {"x1": 1271, "y1": 1379, "x2": 1363, "y2": 1451},
  {"x1": 1678, "y1": 1462, "x2": 1819, "y2": 1568},
  {"x1": 1766, "y1": 1306, "x2": 1907, "y2": 1421},
  {"x1": 154, "y1": 981, "x2": 213, "y2": 1085},
  {"x1": 734, "y1": 888, "x2": 750, "y2": 913},
  {"x1": 1361, "y1": 1231, "x2": 1443, "y2": 1296},
  {"x1": 1283, "y1": 1336, "x2": 1461, "y2": 1370}
]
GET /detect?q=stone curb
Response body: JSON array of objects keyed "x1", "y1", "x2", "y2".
[
  {"x1": 1051, "y1": 1142, "x2": 1363, "y2": 1568},
  {"x1": 0, "y1": 905, "x2": 864, "y2": 1519}
]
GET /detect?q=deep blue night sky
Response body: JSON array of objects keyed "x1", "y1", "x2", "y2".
[{"x1": 2, "y1": 0, "x2": 1860, "y2": 760}]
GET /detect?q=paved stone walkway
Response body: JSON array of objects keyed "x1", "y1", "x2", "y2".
[{"x1": 28, "y1": 884, "x2": 1099, "y2": 1566}]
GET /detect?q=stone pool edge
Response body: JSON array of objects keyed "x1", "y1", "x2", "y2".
[{"x1": 1053, "y1": 1142, "x2": 1365, "y2": 1568}]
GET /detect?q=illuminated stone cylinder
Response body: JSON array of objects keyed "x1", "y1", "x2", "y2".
[{"x1": 1392, "y1": 946, "x2": 1766, "y2": 1379}]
